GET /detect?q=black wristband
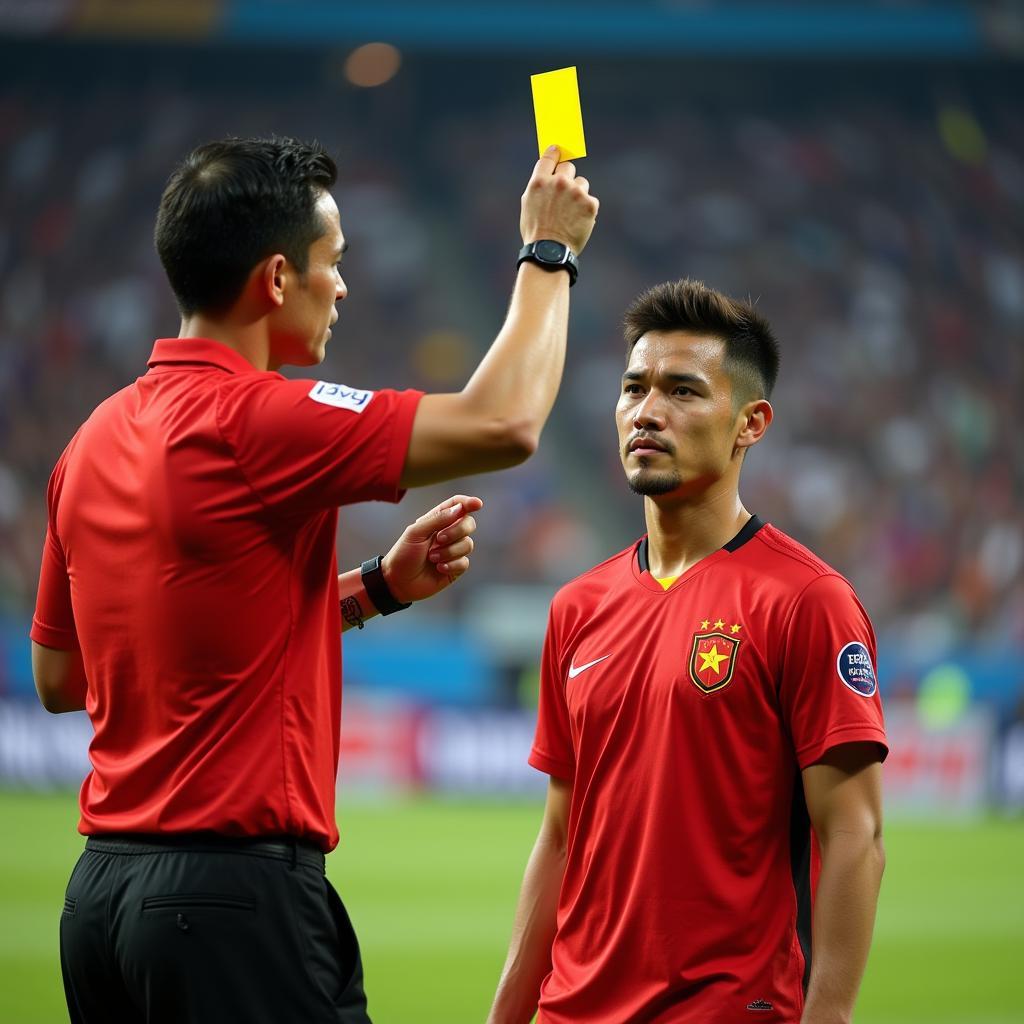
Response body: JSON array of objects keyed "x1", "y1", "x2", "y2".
[{"x1": 360, "y1": 555, "x2": 412, "y2": 615}]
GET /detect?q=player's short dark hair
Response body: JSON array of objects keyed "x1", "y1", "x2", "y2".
[
  {"x1": 154, "y1": 136, "x2": 338, "y2": 316},
  {"x1": 623, "y1": 278, "x2": 780, "y2": 403}
]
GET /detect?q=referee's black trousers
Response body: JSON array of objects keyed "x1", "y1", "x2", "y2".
[{"x1": 60, "y1": 835, "x2": 372, "y2": 1024}]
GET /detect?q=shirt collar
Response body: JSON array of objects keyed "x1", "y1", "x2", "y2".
[
  {"x1": 147, "y1": 338, "x2": 264, "y2": 375},
  {"x1": 635, "y1": 515, "x2": 765, "y2": 572}
]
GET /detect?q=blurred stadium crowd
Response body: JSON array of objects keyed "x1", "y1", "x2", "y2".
[{"x1": 0, "y1": 42, "x2": 1021, "y2": 707}]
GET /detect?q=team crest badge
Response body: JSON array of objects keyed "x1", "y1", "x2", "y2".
[{"x1": 688, "y1": 618, "x2": 742, "y2": 694}]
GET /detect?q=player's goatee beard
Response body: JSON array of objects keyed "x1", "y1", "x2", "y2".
[{"x1": 627, "y1": 470, "x2": 682, "y2": 496}]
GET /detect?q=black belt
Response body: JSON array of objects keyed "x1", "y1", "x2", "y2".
[{"x1": 84, "y1": 833, "x2": 326, "y2": 872}]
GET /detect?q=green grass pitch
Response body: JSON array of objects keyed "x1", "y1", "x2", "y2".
[{"x1": 2, "y1": 791, "x2": 1022, "y2": 1023}]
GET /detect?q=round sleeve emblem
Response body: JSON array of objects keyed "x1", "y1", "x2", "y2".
[{"x1": 836, "y1": 641, "x2": 877, "y2": 697}]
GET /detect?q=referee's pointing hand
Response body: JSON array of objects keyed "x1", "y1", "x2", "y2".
[{"x1": 380, "y1": 494, "x2": 483, "y2": 604}]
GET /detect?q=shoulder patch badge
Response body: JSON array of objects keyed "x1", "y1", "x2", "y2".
[
  {"x1": 836, "y1": 641, "x2": 877, "y2": 697},
  {"x1": 688, "y1": 618, "x2": 742, "y2": 694},
  {"x1": 308, "y1": 381, "x2": 374, "y2": 413}
]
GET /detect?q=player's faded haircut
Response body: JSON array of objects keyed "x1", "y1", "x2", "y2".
[
  {"x1": 155, "y1": 136, "x2": 337, "y2": 316},
  {"x1": 623, "y1": 278, "x2": 780, "y2": 404}
]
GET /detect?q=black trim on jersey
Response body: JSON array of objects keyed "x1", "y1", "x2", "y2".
[
  {"x1": 636, "y1": 514, "x2": 765, "y2": 573},
  {"x1": 723, "y1": 513, "x2": 765, "y2": 552},
  {"x1": 789, "y1": 771, "x2": 814, "y2": 994}
]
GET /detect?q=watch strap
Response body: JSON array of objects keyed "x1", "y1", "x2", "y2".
[
  {"x1": 360, "y1": 555, "x2": 412, "y2": 615},
  {"x1": 517, "y1": 241, "x2": 579, "y2": 286}
]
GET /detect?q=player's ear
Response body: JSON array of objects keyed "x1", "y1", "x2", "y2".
[
  {"x1": 260, "y1": 254, "x2": 288, "y2": 308},
  {"x1": 734, "y1": 399, "x2": 773, "y2": 453}
]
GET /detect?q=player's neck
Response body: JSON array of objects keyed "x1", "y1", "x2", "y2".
[
  {"x1": 643, "y1": 488, "x2": 750, "y2": 579},
  {"x1": 178, "y1": 314, "x2": 272, "y2": 371}
]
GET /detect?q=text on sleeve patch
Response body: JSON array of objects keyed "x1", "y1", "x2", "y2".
[
  {"x1": 836, "y1": 641, "x2": 877, "y2": 697},
  {"x1": 307, "y1": 381, "x2": 374, "y2": 413}
]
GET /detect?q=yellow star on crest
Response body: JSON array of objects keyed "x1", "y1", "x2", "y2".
[
  {"x1": 713, "y1": 619, "x2": 725, "y2": 630},
  {"x1": 730, "y1": 623, "x2": 741, "y2": 634},
  {"x1": 700, "y1": 619, "x2": 710, "y2": 630},
  {"x1": 698, "y1": 644, "x2": 729, "y2": 676}
]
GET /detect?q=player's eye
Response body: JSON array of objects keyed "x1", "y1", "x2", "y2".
[
  {"x1": 623, "y1": 383, "x2": 642, "y2": 395},
  {"x1": 674, "y1": 386, "x2": 693, "y2": 396}
]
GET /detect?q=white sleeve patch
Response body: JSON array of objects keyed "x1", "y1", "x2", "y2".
[{"x1": 307, "y1": 381, "x2": 374, "y2": 413}]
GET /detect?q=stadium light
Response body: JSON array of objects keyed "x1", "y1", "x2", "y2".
[{"x1": 344, "y1": 41, "x2": 402, "y2": 87}]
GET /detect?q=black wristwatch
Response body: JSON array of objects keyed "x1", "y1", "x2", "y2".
[
  {"x1": 517, "y1": 240, "x2": 579, "y2": 286},
  {"x1": 360, "y1": 555, "x2": 412, "y2": 615}
]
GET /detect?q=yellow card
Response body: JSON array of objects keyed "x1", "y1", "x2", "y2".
[{"x1": 531, "y1": 66, "x2": 587, "y2": 160}]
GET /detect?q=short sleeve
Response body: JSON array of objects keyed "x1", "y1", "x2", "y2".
[
  {"x1": 778, "y1": 574, "x2": 887, "y2": 770},
  {"x1": 528, "y1": 604, "x2": 576, "y2": 780},
  {"x1": 216, "y1": 376, "x2": 423, "y2": 513},
  {"x1": 31, "y1": 455, "x2": 79, "y2": 651}
]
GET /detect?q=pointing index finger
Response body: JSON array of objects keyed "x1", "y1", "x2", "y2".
[{"x1": 440, "y1": 494, "x2": 484, "y2": 515}]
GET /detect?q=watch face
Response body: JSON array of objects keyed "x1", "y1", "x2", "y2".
[{"x1": 535, "y1": 240, "x2": 567, "y2": 263}]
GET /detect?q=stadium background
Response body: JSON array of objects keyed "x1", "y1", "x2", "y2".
[{"x1": 1, "y1": 1, "x2": 1022, "y2": 1020}]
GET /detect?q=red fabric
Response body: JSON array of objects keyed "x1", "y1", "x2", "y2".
[
  {"x1": 531, "y1": 522, "x2": 887, "y2": 1024},
  {"x1": 32, "y1": 338, "x2": 422, "y2": 851}
]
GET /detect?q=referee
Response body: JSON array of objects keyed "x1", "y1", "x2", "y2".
[{"x1": 30, "y1": 136, "x2": 598, "y2": 1023}]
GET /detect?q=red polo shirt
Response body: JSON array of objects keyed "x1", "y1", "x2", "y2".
[{"x1": 31, "y1": 338, "x2": 422, "y2": 851}]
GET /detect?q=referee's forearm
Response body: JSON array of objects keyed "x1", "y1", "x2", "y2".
[
  {"x1": 337, "y1": 568, "x2": 380, "y2": 633},
  {"x1": 462, "y1": 263, "x2": 570, "y2": 450}
]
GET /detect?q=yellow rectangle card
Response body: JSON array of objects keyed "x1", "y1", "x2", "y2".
[{"x1": 531, "y1": 66, "x2": 587, "y2": 160}]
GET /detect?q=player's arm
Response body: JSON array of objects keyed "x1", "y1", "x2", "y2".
[
  {"x1": 31, "y1": 642, "x2": 87, "y2": 713},
  {"x1": 399, "y1": 148, "x2": 598, "y2": 487},
  {"x1": 800, "y1": 741, "x2": 886, "y2": 1024},
  {"x1": 338, "y1": 494, "x2": 481, "y2": 632},
  {"x1": 487, "y1": 774, "x2": 571, "y2": 1024}
]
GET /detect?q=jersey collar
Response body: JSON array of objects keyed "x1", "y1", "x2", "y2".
[
  {"x1": 147, "y1": 338, "x2": 264, "y2": 375},
  {"x1": 633, "y1": 514, "x2": 765, "y2": 592}
]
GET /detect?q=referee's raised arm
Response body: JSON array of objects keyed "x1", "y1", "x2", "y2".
[{"x1": 399, "y1": 145, "x2": 599, "y2": 487}]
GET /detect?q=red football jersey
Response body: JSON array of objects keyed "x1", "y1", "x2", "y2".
[
  {"x1": 530, "y1": 517, "x2": 887, "y2": 1023},
  {"x1": 31, "y1": 338, "x2": 422, "y2": 851}
]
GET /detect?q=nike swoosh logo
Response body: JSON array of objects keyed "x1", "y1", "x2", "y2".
[{"x1": 568, "y1": 655, "x2": 611, "y2": 679}]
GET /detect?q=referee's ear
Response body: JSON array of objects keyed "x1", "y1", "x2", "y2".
[
  {"x1": 734, "y1": 399, "x2": 773, "y2": 456},
  {"x1": 262, "y1": 254, "x2": 288, "y2": 308}
]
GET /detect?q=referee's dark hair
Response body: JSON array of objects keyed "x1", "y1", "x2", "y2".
[
  {"x1": 623, "y1": 278, "x2": 780, "y2": 406},
  {"x1": 155, "y1": 136, "x2": 338, "y2": 316}
]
